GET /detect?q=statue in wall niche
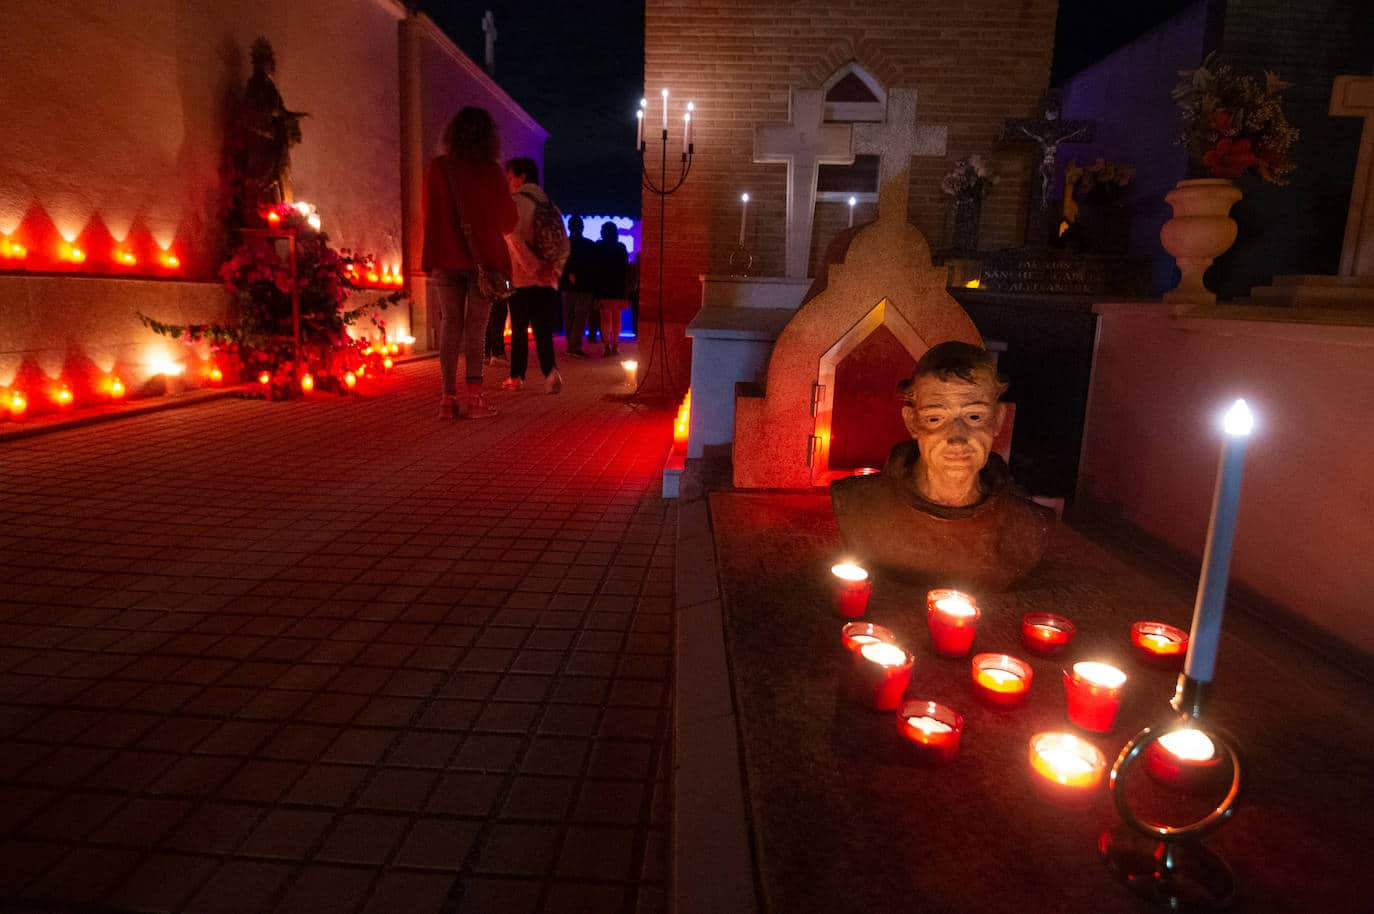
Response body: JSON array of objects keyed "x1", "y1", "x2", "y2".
[
  {"x1": 240, "y1": 37, "x2": 307, "y2": 211},
  {"x1": 830, "y1": 341, "x2": 1054, "y2": 592}
]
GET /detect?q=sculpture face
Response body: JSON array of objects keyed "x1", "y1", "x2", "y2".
[{"x1": 901, "y1": 373, "x2": 1004, "y2": 506}]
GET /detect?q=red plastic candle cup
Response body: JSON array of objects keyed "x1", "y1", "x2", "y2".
[
  {"x1": 853, "y1": 641, "x2": 913, "y2": 711},
  {"x1": 1131, "y1": 621, "x2": 1189, "y2": 669},
  {"x1": 841, "y1": 621, "x2": 896, "y2": 654},
  {"x1": 1063, "y1": 661, "x2": 1128, "y2": 733},
  {"x1": 1144, "y1": 728, "x2": 1225, "y2": 793},
  {"x1": 831, "y1": 563, "x2": 873, "y2": 619},
  {"x1": 896, "y1": 700, "x2": 963, "y2": 764},
  {"x1": 1028, "y1": 731, "x2": 1107, "y2": 806},
  {"x1": 970, "y1": 653, "x2": 1032, "y2": 708},
  {"x1": 1021, "y1": 612, "x2": 1076, "y2": 656},
  {"x1": 926, "y1": 589, "x2": 979, "y2": 657}
]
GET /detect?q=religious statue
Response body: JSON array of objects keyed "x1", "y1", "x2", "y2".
[
  {"x1": 240, "y1": 37, "x2": 307, "y2": 213},
  {"x1": 1000, "y1": 92, "x2": 1094, "y2": 247},
  {"x1": 830, "y1": 341, "x2": 1054, "y2": 591}
]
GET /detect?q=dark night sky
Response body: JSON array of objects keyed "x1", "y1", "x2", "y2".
[{"x1": 419, "y1": 1, "x2": 1199, "y2": 218}]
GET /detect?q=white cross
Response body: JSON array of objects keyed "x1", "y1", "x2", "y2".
[
  {"x1": 853, "y1": 88, "x2": 948, "y2": 221},
  {"x1": 481, "y1": 11, "x2": 497, "y2": 75},
  {"x1": 1332, "y1": 76, "x2": 1374, "y2": 276},
  {"x1": 754, "y1": 88, "x2": 855, "y2": 278}
]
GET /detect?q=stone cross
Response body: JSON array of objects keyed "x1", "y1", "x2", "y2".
[
  {"x1": 853, "y1": 88, "x2": 948, "y2": 221},
  {"x1": 1001, "y1": 91, "x2": 1095, "y2": 246},
  {"x1": 481, "y1": 10, "x2": 497, "y2": 75},
  {"x1": 1332, "y1": 76, "x2": 1374, "y2": 276},
  {"x1": 754, "y1": 88, "x2": 855, "y2": 278}
]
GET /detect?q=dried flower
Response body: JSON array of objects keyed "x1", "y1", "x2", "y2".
[
  {"x1": 942, "y1": 155, "x2": 1000, "y2": 198},
  {"x1": 1174, "y1": 52, "x2": 1297, "y2": 184}
]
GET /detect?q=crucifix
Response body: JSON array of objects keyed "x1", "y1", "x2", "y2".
[
  {"x1": 853, "y1": 88, "x2": 948, "y2": 221},
  {"x1": 754, "y1": 88, "x2": 855, "y2": 277},
  {"x1": 1001, "y1": 91, "x2": 1094, "y2": 246},
  {"x1": 1332, "y1": 75, "x2": 1374, "y2": 277},
  {"x1": 481, "y1": 10, "x2": 497, "y2": 76}
]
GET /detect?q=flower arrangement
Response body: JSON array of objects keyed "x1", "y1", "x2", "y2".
[
  {"x1": 941, "y1": 155, "x2": 999, "y2": 198},
  {"x1": 1172, "y1": 52, "x2": 1297, "y2": 183},
  {"x1": 1070, "y1": 158, "x2": 1136, "y2": 201}
]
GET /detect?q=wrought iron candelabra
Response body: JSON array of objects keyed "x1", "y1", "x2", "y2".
[{"x1": 635, "y1": 128, "x2": 694, "y2": 400}]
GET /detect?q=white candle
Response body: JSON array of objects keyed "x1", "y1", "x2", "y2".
[
  {"x1": 980, "y1": 668, "x2": 1021, "y2": 687},
  {"x1": 683, "y1": 113, "x2": 691, "y2": 153},
  {"x1": 860, "y1": 642, "x2": 907, "y2": 667},
  {"x1": 934, "y1": 595, "x2": 976, "y2": 617},
  {"x1": 848, "y1": 195, "x2": 856, "y2": 227},
  {"x1": 830, "y1": 562, "x2": 868, "y2": 582},
  {"x1": 621, "y1": 359, "x2": 638, "y2": 388},
  {"x1": 905, "y1": 715, "x2": 954, "y2": 736},
  {"x1": 1185, "y1": 399, "x2": 1254, "y2": 682},
  {"x1": 1158, "y1": 728, "x2": 1216, "y2": 762},
  {"x1": 636, "y1": 109, "x2": 644, "y2": 149},
  {"x1": 1072, "y1": 661, "x2": 1127, "y2": 689},
  {"x1": 738, "y1": 192, "x2": 749, "y2": 245},
  {"x1": 661, "y1": 88, "x2": 669, "y2": 130}
]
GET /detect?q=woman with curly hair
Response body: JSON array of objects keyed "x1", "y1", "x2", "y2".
[{"x1": 421, "y1": 106, "x2": 518, "y2": 418}]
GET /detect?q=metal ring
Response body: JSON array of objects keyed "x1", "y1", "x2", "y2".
[{"x1": 1108, "y1": 721, "x2": 1243, "y2": 840}]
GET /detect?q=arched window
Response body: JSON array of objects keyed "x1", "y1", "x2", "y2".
[{"x1": 818, "y1": 63, "x2": 885, "y2": 203}]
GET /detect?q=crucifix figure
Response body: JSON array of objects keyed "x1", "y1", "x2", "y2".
[
  {"x1": 481, "y1": 10, "x2": 497, "y2": 76},
  {"x1": 754, "y1": 88, "x2": 855, "y2": 277},
  {"x1": 853, "y1": 88, "x2": 948, "y2": 222},
  {"x1": 1332, "y1": 75, "x2": 1374, "y2": 277},
  {"x1": 1001, "y1": 91, "x2": 1094, "y2": 246}
]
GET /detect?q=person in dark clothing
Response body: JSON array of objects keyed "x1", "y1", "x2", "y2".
[
  {"x1": 560, "y1": 216, "x2": 596, "y2": 358},
  {"x1": 502, "y1": 157, "x2": 568, "y2": 393},
  {"x1": 591, "y1": 222, "x2": 629, "y2": 357}
]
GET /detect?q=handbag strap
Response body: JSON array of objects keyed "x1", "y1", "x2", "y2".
[{"x1": 440, "y1": 159, "x2": 485, "y2": 270}]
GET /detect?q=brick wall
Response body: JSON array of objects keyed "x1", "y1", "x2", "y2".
[{"x1": 643, "y1": 0, "x2": 1059, "y2": 322}]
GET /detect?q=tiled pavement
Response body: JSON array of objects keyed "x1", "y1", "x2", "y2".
[{"x1": 0, "y1": 348, "x2": 675, "y2": 914}]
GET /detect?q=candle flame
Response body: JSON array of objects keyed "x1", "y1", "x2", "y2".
[
  {"x1": 636, "y1": 109, "x2": 644, "y2": 120},
  {"x1": 859, "y1": 642, "x2": 907, "y2": 667},
  {"x1": 1223, "y1": 398, "x2": 1254, "y2": 437},
  {"x1": 831, "y1": 562, "x2": 868, "y2": 582},
  {"x1": 640, "y1": 97, "x2": 647, "y2": 108},
  {"x1": 1158, "y1": 728, "x2": 1215, "y2": 762},
  {"x1": 906, "y1": 715, "x2": 953, "y2": 736},
  {"x1": 621, "y1": 360, "x2": 638, "y2": 371},
  {"x1": 848, "y1": 196, "x2": 856, "y2": 207},
  {"x1": 934, "y1": 595, "x2": 976, "y2": 616},
  {"x1": 1072, "y1": 661, "x2": 1127, "y2": 689}
]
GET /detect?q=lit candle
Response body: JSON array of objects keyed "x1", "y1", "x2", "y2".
[
  {"x1": 1130, "y1": 621, "x2": 1188, "y2": 668},
  {"x1": 738, "y1": 193, "x2": 749, "y2": 245},
  {"x1": 1063, "y1": 661, "x2": 1128, "y2": 733},
  {"x1": 7, "y1": 391, "x2": 27, "y2": 418},
  {"x1": 1021, "y1": 612, "x2": 1076, "y2": 656},
  {"x1": 621, "y1": 359, "x2": 638, "y2": 388},
  {"x1": 831, "y1": 562, "x2": 873, "y2": 619},
  {"x1": 300, "y1": 373, "x2": 315, "y2": 394},
  {"x1": 970, "y1": 653, "x2": 1032, "y2": 708},
  {"x1": 848, "y1": 195, "x2": 856, "y2": 228},
  {"x1": 209, "y1": 367, "x2": 224, "y2": 385},
  {"x1": 1144, "y1": 728, "x2": 1225, "y2": 793},
  {"x1": 383, "y1": 357, "x2": 394, "y2": 370},
  {"x1": 344, "y1": 372, "x2": 357, "y2": 389},
  {"x1": 1186, "y1": 399, "x2": 1254, "y2": 683},
  {"x1": 636, "y1": 108, "x2": 644, "y2": 149},
  {"x1": 55, "y1": 386, "x2": 74, "y2": 408},
  {"x1": 853, "y1": 641, "x2": 913, "y2": 711},
  {"x1": 896, "y1": 700, "x2": 962, "y2": 764},
  {"x1": 660, "y1": 88, "x2": 669, "y2": 130},
  {"x1": 108, "y1": 377, "x2": 126, "y2": 400},
  {"x1": 683, "y1": 112, "x2": 691, "y2": 154},
  {"x1": 841, "y1": 621, "x2": 895, "y2": 653},
  {"x1": 258, "y1": 371, "x2": 271, "y2": 386},
  {"x1": 1028, "y1": 731, "x2": 1106, "y2": 806},
  {"x1": 926, "y1": 589, "x2": 979, "y2": 657}
]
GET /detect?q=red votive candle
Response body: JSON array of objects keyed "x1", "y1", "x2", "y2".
[
  {"x1": 896, "y1": 700, "x2": 963, "y2": 764},
  {"x1": 841, "y1": 621, "x2": 896, "y2": 653},
  {"x1": 926, "y1": 589, "x2": 979, "y2": 657},
  {"x1": 831, "y1": 562, "x2": 873, "y2": 618},
  {"x1": 1131, "y1": 621, "x2": 1189, "y2": 668},
  {"x1": 970, "y1": 653, "x2": 1032, "y2": 708},
  {"x1": 853, "y1": 641, "x2": 913, "y2": 711},
  {"x1": 1021, "y1": 612, "x2": 1076, "y2": 656},
  {"x1": 1028, "y1": 731, "x2": 1106, "y2": 806},
  {"x1": 1063, "y1": 661, "x2": 1128, "y2": 733},
  {"x1": 1144, "y1": 728, "x2": 1225, "y2": 793}
]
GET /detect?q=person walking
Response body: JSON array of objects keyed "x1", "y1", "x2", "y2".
[
  {"x1": 591, "y1": 222, "x2": 629, "y2": 357},
  {"x1": 421, "y1": 106, "x2": 516, "y2": 419},
  {"x1": 560, "y1": 215, "x2": 596, "y2": 359},
  {"x1": 502, "y1": 157, "x2": 569, "y2": 393}
]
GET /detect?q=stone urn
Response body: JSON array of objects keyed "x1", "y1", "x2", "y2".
[{"x1": 1160, "y1": 178, "x2": 1242, "y2": 304}]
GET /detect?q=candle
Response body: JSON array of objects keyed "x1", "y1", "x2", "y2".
[
  {"x1": 108, "y1": 377, "x2": 125, "y2": 400},
  {"x1": 831, "y1": 562, "x2": 873, "y2": 619},
  {"x1": 853, "y1": 641, "x2": 913, "y2": 711},
  {"x1": 926, "y1": 589, "x2": 979, "y2": 657},
  {"x1": 970, "y1": 653, "x2": 1032, "y2": 708},
  {"x1": 209, "y1": 367, "x2": 223, "y2": 385},
  {"x1": 1130, "y1": 621, "x2": 1188, "y2": 668},
  {"x1": 1021, "y1": 612, "x2": 1076, "y2": 656},
  {"x1": 1144, "y1": 728, "x2": 1225, "y2": 793},
  {"x1": 896, "y1": 700, "x2": 963, "y2": 764},
  {"x1": 1186, "y1": 399, "x2": 1254, "y2": 683},
  {"x1": 300, "y1": 373, "x2": 315, "y2": 394},
  {"x1": 1063, "y1": 661, "x2": 1128, "y2": 733},
  {"x1": 344, "y1": 372, "x2": 357, "y2": 389},
  {"x1": 841, "y1": 621, "x2": 895, "y2": 653},
  {"x1": 7, "y1": 391, "x2": 27, "y2": 418},
  {"x1": 738, "y1": 193, "x2": 749, "y2": 245},
  {"x1": 683, "y1": 113, "x2": 691, "y2": 153},
  {"x1": 661, "y1": 88, "x2": 669, "y2": 130},
  {"x1": 1028, "y1": 731, "x2": 1106, "y2": 805},
  {"x1": 621, "y1": 359, "x2": 638, "y2": 388},
  {"x1": 636, "y1": 109, "x2": 644, "y2": 149},
  {"x1": 848, "y1": 195, "x2": 856, "y2": 227}
]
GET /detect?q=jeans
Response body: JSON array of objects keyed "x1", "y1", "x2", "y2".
[
  {"x1": 508, "y1": 286, "x2": 559, "y2": 379},
  {"x1": 432, "y1": 270, "x2": 488, "y2": 396},
  {"x1": 485, "y1": 298, "x2": 508, "y2": 359},
  {"x1": 562, "y1": 291, "x2": 594, "y2": 353}
]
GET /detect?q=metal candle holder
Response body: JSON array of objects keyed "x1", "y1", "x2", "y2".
[
  {"x1": 636, "y1": 129, "x2": 694, "y2": 400},
  {"x1": 1100, "y1": 673, "x2": 1245, "y2": 910}
]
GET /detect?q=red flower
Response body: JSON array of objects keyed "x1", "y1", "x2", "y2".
[
  {"x1": 1212, "y1": 109, "x2": 1234, "y2": 132},
  {"x1": 1203, "y1": 138, "x2": 1259, "y2": 179}
]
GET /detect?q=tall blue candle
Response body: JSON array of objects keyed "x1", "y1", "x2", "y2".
[{"x1": 1184, "y1": 399, "x2": 1254, "y2": 683}]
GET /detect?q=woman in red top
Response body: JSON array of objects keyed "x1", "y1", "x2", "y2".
[{"x1": 421, "y1": 107, "x2": 518, "y2": 419}]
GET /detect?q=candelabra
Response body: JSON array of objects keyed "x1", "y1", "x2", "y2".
[{"x1": 635, "y1": 125, "x2": 693, "y2": 400}]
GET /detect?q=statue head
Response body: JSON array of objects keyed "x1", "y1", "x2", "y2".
[
  {"x1": 898, "y1": 341, "x2": 1007, "y2": 507},
  {"x1": 251, "y1": 37, "x2": 276, "y2": 76}
]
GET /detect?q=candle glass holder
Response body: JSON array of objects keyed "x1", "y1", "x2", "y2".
[
  {"x1": 1131, "y1": 621, "x2": 1189, "y2": 669},
  {"x1": 1063, "y1": 661, "x2": 1128, "y2": 733},
  {"x1": 970, "y1": 652, "x2": 1033, "y2": 708},
  {"x1": 896, "y1": 700, "x2": 963, "y2": 765},
  {"x1": 1028, "y1": 731, "x2": 1107, "y2": 807},
  {"x1": 726, "y1": 244, "x2": 755, "y2": 276},
  {"x1": 841, "y1": 621, "x2": 896, "y2": 654},
  {"x1": 926, "y1": 589, "x2": 979, "y2": 657},
  {"x1": 832, "y1": 563, "x2": 873, "y2": 619},
  {"x1": 852, "y1": 642, "x2": 913, "y2": 711},
  {"x1": 1021, "y1": 612, "x2": 1076, "y2": 656}
]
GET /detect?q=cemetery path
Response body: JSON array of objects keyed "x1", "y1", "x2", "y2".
[{"x1": 0, "y1": 348, "x2": 673, "y2": 914}]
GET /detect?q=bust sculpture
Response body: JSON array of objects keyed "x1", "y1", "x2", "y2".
[{"x1": 830, "y1": 341, "x2": 1053, "y2": 591}]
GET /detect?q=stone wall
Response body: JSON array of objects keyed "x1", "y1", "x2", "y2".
[{"x1": 642, "y1": 0, "x2": 1060, "y2": 325}]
